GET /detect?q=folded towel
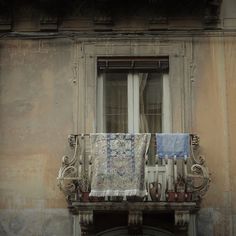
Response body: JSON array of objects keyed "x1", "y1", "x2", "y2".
[
  {"x1": 89, "y1": 133, "x2": 151, "y2": 197},
  {"x1": 156, "y1": 133, "x2": 190, "y2": 158}
]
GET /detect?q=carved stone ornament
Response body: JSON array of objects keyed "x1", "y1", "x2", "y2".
[
  {"x1": 128, "y1": 210, "x2": 143, "y2": 226},
  {"x1": 128, "y1": 210, "x2": 143, "y2": 234},
  {"x1": 189, "y1": 135, "x2": 211, "y2": 201},
  {"x1": 175, "y1": 210, "x2": 190, "y2": 227},
  {"x1": 57, "y1": 135, "x2": 80, "y2": 200},
  {"x1": 79, "y1": 210, "x2": 93, "y2": 226},
  {"x1": 79, "y1": 210, "x2": 93, "y2": 235},
  {"x1": 58, "y1": 134, "x2": 91, "y2": 202}
]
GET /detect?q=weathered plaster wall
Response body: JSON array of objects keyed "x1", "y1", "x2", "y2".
[
  {"x1": 0, "y1": 30, "x2": 235, "y2": 236},
  {"x1": 0, "y1": 39, "x2": 74, "y2": 235},
  {"x1": 192, "y1": 36, "x2": 236, "y2": 236},
  {"x1": 224, "y1": 36, "x2": 236, "y2": 235}
]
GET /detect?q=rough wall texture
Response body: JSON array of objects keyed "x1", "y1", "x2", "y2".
[
  {"x1": 0, "y1": 39, "x2": 74, "y2": 235},
  {"x1": 193, "y1": 36, "x2": 236, "y2": 236},
  {"x1": 224, "y1": 36, "x2": 236, "y2": 236},
  {"x1": 1, "y1": 36, "x2": 236, "y2": 236}
]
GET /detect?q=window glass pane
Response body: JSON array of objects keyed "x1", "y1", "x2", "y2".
[
  {"x1": 140, "y1": 73, "x2": 163, "y2": 165},
  {"x1": 104, "y1": 73, "x2": 128, "y2": 132},
  {"x1": 140, "y1": 73, "x2": 162, "y2": 133}
]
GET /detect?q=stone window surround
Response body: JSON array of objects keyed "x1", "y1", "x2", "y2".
[
  {"x1": 70, "y1": 38, "x2": 195, "y2": 236},
  {"x1": 74, "y1": 38, "x2": 192, "y2": 135}
]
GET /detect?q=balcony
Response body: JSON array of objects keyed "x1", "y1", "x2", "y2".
[{"x1": 57, "y1": 133, "x2": 210, "y2": 235}]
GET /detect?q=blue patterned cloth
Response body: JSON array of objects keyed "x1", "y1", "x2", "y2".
[
  {"x1": 156, "y1": 133, "x2": 190, "y2": 158},
  {"x1": 89, "y1": 133, "x2": 151, "y2": 197}
]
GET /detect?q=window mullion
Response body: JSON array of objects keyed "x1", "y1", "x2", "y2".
[
  {"x1": 128, "y1": 73, "x2": 140, "y2": 133},
  {"x1": 162, "y1": 74, "x2": 171, "y2": 132},
  {"x1": 97, "y1": 74, "x2": 105, "y2": 132},
  {"x1": 128, "y1": 73, "x2": 134, "y2": 133},
  {"x1": 133, "y1": 74, "x2": 140, "y2": 133}
]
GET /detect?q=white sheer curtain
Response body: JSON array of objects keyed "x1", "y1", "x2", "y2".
[
  {"x1": 104, "y1": 73, "x2": 127, "y2": 133},
  {"x1": 138, "y1": 73, "x2": 163, "y2": 165},
  {"x1": 98, "y1": 72, "x2": 163, "y2": 134},
  {"x1": 139, "y1": 73, "x2": 162, "y2": 133},
  {"x1": 139, "y1": 73, "x2": 149, "y2": 133}
]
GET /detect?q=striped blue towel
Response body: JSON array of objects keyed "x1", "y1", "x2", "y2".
[{"x1": 156, "y1": 133, "x2": 190, "y2": 158}]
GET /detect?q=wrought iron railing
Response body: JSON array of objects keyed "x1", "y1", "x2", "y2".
[{"x1": 57, "y1": 133, "x2": 210, "y2": 204}]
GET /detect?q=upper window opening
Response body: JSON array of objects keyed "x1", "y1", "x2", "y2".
[{"x1": 96, "y1": 57, "x2": 171, "y2": 134}]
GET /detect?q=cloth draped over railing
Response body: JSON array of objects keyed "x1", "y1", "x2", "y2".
[
  {"x1": 89, "y1": 133, "x2": 151, "y2": 197},
  {"x1": 156, "y1": 133, "x2": 190, "y2": 158},
  {"x1": 57, "y1": 132, "x2": 210, "y2": 202}
]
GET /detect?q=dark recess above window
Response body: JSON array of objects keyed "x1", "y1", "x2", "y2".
[{"x1": 97, "y1": 57, "x2": 169, "y2": 73}]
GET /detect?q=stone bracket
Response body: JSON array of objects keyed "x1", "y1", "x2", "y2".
[
  {"x1": 128, "y1": 210, "x2": 143, "y2": 234},
  {"x1": 175, "y1": 210, "x2": 190, "y2": 228},
  {"x1": 79, "y1": 210, "x2": 93, "y2": 235}
]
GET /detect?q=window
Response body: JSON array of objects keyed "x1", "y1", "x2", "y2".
[{"x1": 96, "y1": 57, "x2": 171, "y2": 134}]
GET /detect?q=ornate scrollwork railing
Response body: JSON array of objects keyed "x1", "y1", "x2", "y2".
[
  {"x1": 57, "y1": 133, "x2": 210, "y2": 203},
  {"x1": 188, "y1": 134, "x2": 211, "y2": 201},
  {"x1": 57, "y1": 135, "x2": 80, "y2": 199},
  {"x1": 57, "y1": 134, "x2": 92, "y2": 200}
]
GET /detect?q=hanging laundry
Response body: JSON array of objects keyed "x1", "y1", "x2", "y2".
[
  {"x1": 89, "y1": 133, "x2": 151, "y2": 197},
  {"x1": 156, "y1": 133, "x2": 190, "y2": 158}
]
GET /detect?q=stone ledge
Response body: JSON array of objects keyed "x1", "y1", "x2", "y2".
[{"x1": 71, "y1": 201, "x2": 199, "y2": 213}]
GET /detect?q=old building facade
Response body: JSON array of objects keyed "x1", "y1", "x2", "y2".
[{"x1": 0, "y1": 0, "x2": 236, "y2": 235}]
